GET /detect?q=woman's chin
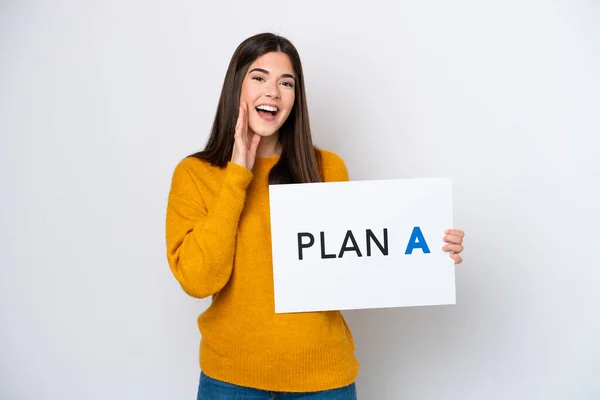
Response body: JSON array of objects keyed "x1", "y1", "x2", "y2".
[{"x1": 251, "y1": 127, "x2": 280, "y2": 138}]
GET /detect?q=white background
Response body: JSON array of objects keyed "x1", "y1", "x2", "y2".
[{"x1": 1, "y1": 1, "x2": 598, "y2": 399}]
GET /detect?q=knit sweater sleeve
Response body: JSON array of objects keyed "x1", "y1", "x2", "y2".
[{"x1": 165, "y1": 158, "x2": 253, "y2": 298}]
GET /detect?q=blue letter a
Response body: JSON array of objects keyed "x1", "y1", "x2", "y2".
[{"x1": 405, "y1": 226, "x2": 431, "y2": 254}]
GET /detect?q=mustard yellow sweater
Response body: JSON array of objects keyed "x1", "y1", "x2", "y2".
[{"x1": 165, "y1": 149, "x2": 359, "y2": 392}]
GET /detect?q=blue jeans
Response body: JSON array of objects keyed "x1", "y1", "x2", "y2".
[{"x1": 197, "y1": 371, "x2": 357, "y2": 400}]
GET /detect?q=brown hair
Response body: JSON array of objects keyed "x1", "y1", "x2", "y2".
[{"x1": 191, "y1": 32, "x2": 323, "y2": 184}]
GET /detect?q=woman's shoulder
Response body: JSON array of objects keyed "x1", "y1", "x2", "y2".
[
  {"x1": 317, "y1": 148, "x2": 346, "y2": 165},
  {"x1": 169, "y1": 154, "x2": 224, "y2": 194},
  {"x1": 173, "y1": 154, "x2": 221, "y2": 177},
  {"x1": 175, "y1": 154, "x2": 217, "y2": 171},
  {"x1": 316, "y1": 148, "x2": 350, "y2": 182}
]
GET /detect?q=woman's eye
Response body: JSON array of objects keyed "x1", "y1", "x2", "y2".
[
  {"x1": 252, "y1": 76, "x2": 265, "y2": 82},
  {"x1": 282, "y1": 82, "x2": 294, "y2": 88}
]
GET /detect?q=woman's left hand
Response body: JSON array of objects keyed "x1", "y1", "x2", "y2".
[{"x1": 442, "y1": 229, "x2": 465, "y2": 264}]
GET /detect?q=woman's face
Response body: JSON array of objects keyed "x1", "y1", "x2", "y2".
[{"x1": 239, "y1": 51, "x2": 296, "y2": 138}]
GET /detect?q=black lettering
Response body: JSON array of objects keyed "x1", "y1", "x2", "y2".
[
  {"x1": 297, "y1": 232, "x2": 314, "y2": 260},
  {"x1": 338, "y1": 230, "x2": 363, "y2": 258},
  {"x1": 366, "y1": 228, "x2": 388, "y2": 256},
  {"x1": 320, "y1": 231, "x2": 337, "y2": 259}
]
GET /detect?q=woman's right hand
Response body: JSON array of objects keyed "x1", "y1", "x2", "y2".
[{"x1": 231, "y1": 102, "x2": 261, "y2": 170}]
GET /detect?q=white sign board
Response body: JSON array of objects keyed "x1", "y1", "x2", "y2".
[{"x1": 269, "y1": 177, "x2": 455, "y2": 313}]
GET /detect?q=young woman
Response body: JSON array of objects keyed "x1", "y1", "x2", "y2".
[{"x1": 166, "y1": 32, "x2": 465, "y2": 399}]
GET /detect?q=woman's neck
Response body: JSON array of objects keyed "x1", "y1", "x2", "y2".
[{"x1": 255, "y1": 132, "x2": 281, "y2": 158}]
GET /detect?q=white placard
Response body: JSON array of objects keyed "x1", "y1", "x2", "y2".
[{"x1": 269, "y1": 177, "x2": 455, "y2": 313}]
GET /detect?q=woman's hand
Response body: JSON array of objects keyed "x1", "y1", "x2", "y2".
[
  {"x1": 442, "y1": 229, "x2": 465, "y2": 264},
  {"x1": 231, "y1": 102, "x2": 261, "y2": 170}
]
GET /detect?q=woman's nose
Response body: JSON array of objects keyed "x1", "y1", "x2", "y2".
[{"x1": 264, "y1": 82, "x2": 280, "y2": 99}]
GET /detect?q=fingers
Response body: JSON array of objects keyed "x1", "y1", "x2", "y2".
[
  {"x1": 235, "y1": 105, "x2": 243, "y2": 138},
  {"x1": 450, "y1": 253, "x2": 463, "y2": 264},
  {"x1": 442, "y1": 243, "x2": 463, "y2": 253},
  {"x1": 240, "y1": 103, "x2": 248, "y2": 146},
  {"x1": 445, "y1": 229, "x2": 464, "y2": 238},
  {"x1": 443, "y1": 234, "x2": 463, "y2": 245},
  {"x1": 231, "y1": 104, "x2": 246, "y2": 167},
  {"x1": 248, "y1": 132, "x2": 261, "y2": 155},
  {"x1": 443, "y1": 229, "x2": 464, "y2": 264}
]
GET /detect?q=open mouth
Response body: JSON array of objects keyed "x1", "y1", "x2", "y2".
[{"x1": 255, "y1": 105, "x2": 279, "y2": 121}]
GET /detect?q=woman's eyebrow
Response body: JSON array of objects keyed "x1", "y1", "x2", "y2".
[{"x1": 249, "y1": 68, "x2": 295, "y2": 80}]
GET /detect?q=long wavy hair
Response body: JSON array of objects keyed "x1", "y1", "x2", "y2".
[{"x1": 191, "y1": 32, "x2": 323, "y2": 184}]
